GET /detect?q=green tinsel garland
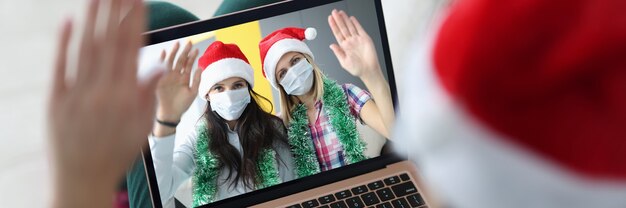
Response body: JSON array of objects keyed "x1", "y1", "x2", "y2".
[
  {"x1": 288, "y1": 105, "x2": 322, "y2": 178},
  {"x1": 192, "y1": 122, "x2": 281, "y2": 207},
  {"x1": 192, "y1": 122, "x2": 218, "y2": 207},
  {"x1": 288, "y1": 77, "x2": 368, "y2": 178},
  {"x1": 256, "y1": 149, "x2": 281, "y2": 188}
]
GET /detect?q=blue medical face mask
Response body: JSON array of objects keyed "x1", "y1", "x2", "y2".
[{"x1": 279, "y1": 59, "x2": 314, "y2": 96}]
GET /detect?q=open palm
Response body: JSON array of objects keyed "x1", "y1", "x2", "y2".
[
  {"x1": 156, "y1": 41, "x2": 200, "y2": 121},
  {"x1": 48, "y1": 0, "x2": 164, "y2": 196},
  {"x1": 328, "y1": 9, "x2": 381, "y2": 78}
]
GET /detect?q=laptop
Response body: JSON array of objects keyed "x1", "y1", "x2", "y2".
[{"x1": 137, "y1": 0, "x2": 432, "y2": 207}]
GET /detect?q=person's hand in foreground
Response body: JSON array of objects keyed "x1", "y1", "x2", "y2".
[{"x1": 48, "y1": 0, "x2": 161, "y2": 207}]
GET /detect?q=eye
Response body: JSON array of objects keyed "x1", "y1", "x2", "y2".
[
  {"x1": 278, "y1": 69, "x2": 287, "y2": 80},
  {"x1": 233, "y1": 83, "x2": 244, "y2": 89},
  {"x1": 290, "y1": 57, "x2": 301, "y2": 66},
  {"x1": 212, "y1": 86, "x2": 224, "y2": 93}
]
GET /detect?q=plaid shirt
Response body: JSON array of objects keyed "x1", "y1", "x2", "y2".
[{"x1": 309, "y1": 83, "x2": 371, "y2": 171}]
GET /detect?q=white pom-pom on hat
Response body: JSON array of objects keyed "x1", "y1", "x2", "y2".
[{"x1": 305, "y1": 27, "x2": 317, "y2": 40}]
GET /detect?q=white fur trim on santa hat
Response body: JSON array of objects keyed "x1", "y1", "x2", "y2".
[
  {"x1": 263, "y1": 38, "x2": 314, "y2": 89},
  {"x1": 198, "y1": 58, "x2": 254, "y2": 100}
]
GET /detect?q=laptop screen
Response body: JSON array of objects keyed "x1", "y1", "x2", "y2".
[{"x1": 137, "y1": 0, "x2": 397, "y2": 207}]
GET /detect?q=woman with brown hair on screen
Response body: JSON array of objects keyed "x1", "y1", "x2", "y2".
[
  {"x1": 150, "y1": 41, "x2": 294, "y2": 207},
  {"x1": 258, "y1": 10, "x2": 395, "y2": 178}
]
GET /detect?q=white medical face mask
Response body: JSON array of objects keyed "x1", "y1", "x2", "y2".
[
  {"x1": 279, "y1": 59, "x2": 314, "y2": 96},
  {"x1": 209, "y1": 88, "x2": 251, "y2": 121}
]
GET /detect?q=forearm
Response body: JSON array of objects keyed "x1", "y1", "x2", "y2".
[
  {"x1": 53, "y1": 176, "x2": 117, "y2": 208},
  {"x1": 360, "y1": 68, "x2": 395, "y2": 136},
  {"x1": 152, "y1": 121, "x2": 177, "y2": 137},
  {"x1": 152, "y1": 108, "x2": 179, "y2": 137}
]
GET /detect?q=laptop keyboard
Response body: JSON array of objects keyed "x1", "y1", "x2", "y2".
[{"x1": 286, "y1": 173, "x2": 427, "y2": 208}]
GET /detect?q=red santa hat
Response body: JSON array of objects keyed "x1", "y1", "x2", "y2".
[
  {"x1": 433, "y1": 0, "x2": 626, "y2": 180},
  {"x1": 258, "y1": 27, "x2": 317, "y2": 89},
  {"x1": 395, "y1": 0, "x2": 626, "y2": 207},
  {"x1": 198, "y1": 41, "x2": 254, "y2": 100}
]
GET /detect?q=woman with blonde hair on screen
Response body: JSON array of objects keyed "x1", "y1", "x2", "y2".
[{"x1": 258, "y1": 10, "x2": 395, "y2": 178}]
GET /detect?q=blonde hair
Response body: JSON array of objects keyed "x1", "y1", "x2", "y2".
[{"x1": 277, "y1": 54, "x2": 325, "y2": 124}]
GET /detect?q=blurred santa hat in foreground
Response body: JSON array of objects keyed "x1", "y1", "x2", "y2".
[{"x1": 393, "y1": 0, "x2": 626, "y2": 207}]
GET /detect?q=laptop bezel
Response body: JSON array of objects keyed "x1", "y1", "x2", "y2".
[{"x1": 141, "y1": 0, "x2": 402, "y2": 207}]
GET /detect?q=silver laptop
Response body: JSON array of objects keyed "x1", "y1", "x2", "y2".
[{"x1": 137, "y1": 0, "x2": 432, "y2": 207}]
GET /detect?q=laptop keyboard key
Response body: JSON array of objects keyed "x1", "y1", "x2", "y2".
[
  {"x1": 286, "y1": 204, "x2": 302, "y2": 208},
  {"x1": 301, "y1": 199, "x2": 319, "y2": 208},
  {"x1": 406, "y1": 194, "x2": 425, "y2": 207},
  {"x1": 330, "y1": 200, "x2": 348, "y2": 208},
  {"x1": 319, "y1": 194, "x2": 336, "y2": 204},
  {"x1": 391, "y1": 181, "x2": 418, "y2": 197},
  {"x1": 335, "y1": 189, "x2": 352, "y2": 200},
  {"x1": 376, "y1": 202, "x2": 393, "y2": 208},
  {"x1": 346, "y1": 196, "x2": 366, "y2": 208},
  {"x1": 376, "y1": 187, "x2": 395, "y2": 202},
  {"x1": 319, "y1": 205, "x2": 329, "y2": 208},
  {"x1": 391, "y1": 198, "x2": 410, "y2": 208},
  {"x1": 367, "y1": 180, "x2": 385, "y2": 190},
  {"x1": 351, "y1": 185, "x2": 368, "y2": 195},
  {"x1": 361, "y1": 192, "x2": 380, "y2": 206},
  {"x1": 399, "y1": 173, "x2": 410, "y2": 181},
  {"x1": 383, "y1": 176, "x2": 401, "y2": 186}
]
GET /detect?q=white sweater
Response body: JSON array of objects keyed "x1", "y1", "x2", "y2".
[{"x1": 149, "y1": 125, "x2": 295, "y2": 205}]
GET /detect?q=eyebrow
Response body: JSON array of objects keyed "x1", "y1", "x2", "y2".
[
  {"x1": 289, "y1": 55, "x2": 298, "y2": 63},
  {"x1": 279, "y1": 55, "x2": 300, "y2": 74}
]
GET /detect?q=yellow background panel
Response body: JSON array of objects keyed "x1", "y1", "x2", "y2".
[{"x1": 215, "y1": 21, "x2": 275, "y2": 114}]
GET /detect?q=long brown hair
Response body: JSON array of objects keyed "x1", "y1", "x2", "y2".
[{"x1": 203, "y1": 85, "x2": 288, "y2": 189}]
